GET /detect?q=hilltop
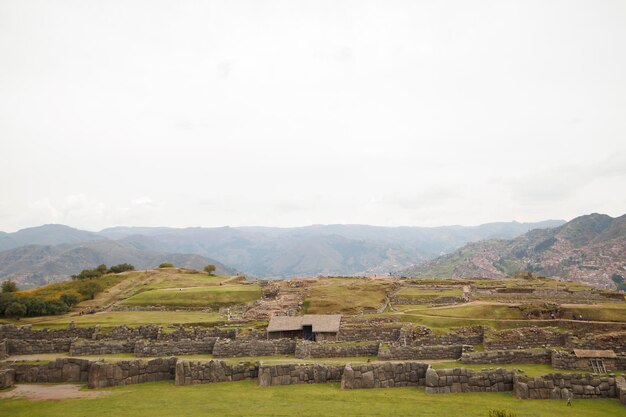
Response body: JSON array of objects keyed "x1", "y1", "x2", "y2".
[{"x1": 401, "y1": 213, "x2": 626, "y2": 288}]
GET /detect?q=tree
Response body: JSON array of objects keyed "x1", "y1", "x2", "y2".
[
  {"x1": 77, "y1": 280, "x2": 103, "y2": 300},
  {"x1": 108, "y1": 263, "x2": 135, "y2": 274},
  {"x1": 60, "y1": 293, "x2": 79, "y2": 307},
  {"x1": 96, "y1": 264, "x2": 108, "y2": 274},
  {"x1": 204, "y1": 264, "x2": 216, "y2": 276},
  {"x1": 159, "y1": 262, "x2": 174, "y2": 268},
  {"x1": 1, "y1": 279, "x2": 18, "y2": 293},
  {"x1": 5, "y1": 302, "x2": 27, "y2": 318}
]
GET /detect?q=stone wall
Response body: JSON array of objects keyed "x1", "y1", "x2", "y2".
[
  {"x1": 378, "y1": 344, "x2": 468, "y2": 361},
  {"x1": 617, "y1": 376, "x2": 626, "y2": 406},
  {"x1": 424, "y1": 367, "x2": 514, "y2": 393},
  {"x1": 551, "y1": 350, "x2": 625, "y2": 371},
  {"x1": 514, "y1": 373, "x2": 617, "y2": 399},
  {"x1": 0, "y1": 324, "x2": 96, "y2": 341},
  {"x1": 295, "y1": 342, "x2": 379, "y2": 359},
  {"x1": 158, "y1": 327, "x2": 236, "y2": 341},
  {"x1": 7, "y1": 358, "x2": 92, "y2": 383},
  {"x1": 212, "y1": 338, "x2": 295, "y2": 357},
  {"x1": 461, "y1": 349, "x2": 552, "y2": 365},
  {"x1": 7, "y1": 338, "x2": 74, "y2": 355},
  {"x1": 484, "y1": 327, "x2": 568, "y2": 350},
  {"x1": 88, "y1": 357, "x2": 177, "y2": 388},
  {"x1": 93, "y1": 325, "x2": 160, "y2": 341},
  {"x1": 69, "y1": 339, "x2": 135, "y2": 356},
  {"x1": 135, "y1": 338, "x2": 218, "y2": 357},
  {"x1": 340, "y1": 362, "x2": 429, "y2": 389},
  {"x1": 337, "y1": 326, "x2": 403, "y2": 343},
  {"x1": 258, "y1": 364, "x2": 343, "y2": 386},
  {"x1": 0, "y1": 339, "x2": 7, "y2": 359},
  {"x1": 0, "y1": 368, "x2": 14, "y2": 389},
  {"x1": 175, "y1": 360, "x2": 257, "y2": 385},
  {"x1": 570, "y1": 332, "x2": 626, "y2": 354}
]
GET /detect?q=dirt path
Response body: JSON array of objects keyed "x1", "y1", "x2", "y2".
[{"x1": 0, "y1": 384, "x2": 111, "y2": 400}]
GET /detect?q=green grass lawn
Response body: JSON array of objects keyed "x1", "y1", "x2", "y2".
[
  {"x1": 303, "y1": 278, "x2": 391, "y2": 314},
  {"x1": 9, "y1": 311, "x2": 224, "y2": 329},
  {"x1": 1, "y1": 380, "x2": 623, "y2": 417},
  {"x1": 561, "y1": 304, "x2": 626, "y2": 322},
  {"x1": 120, "y1": 284, "x2": 261, "y2": 308}
]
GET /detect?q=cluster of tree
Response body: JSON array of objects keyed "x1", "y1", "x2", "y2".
[
  {"x1": 72, "y1": 263, "x2": 135, "y2": 280},
  {"x1": 158, "y1": 262, "x2": 174, "y2": 268},
  {"x1": 0, "y1": 292, "x2": 70, "y2": 318},
  {"x1": 612, "y1": 274, "x2": 626, "y2": 291},
  {"x1": 204, "y1": 264, "x2": 216, "y2": 275}
]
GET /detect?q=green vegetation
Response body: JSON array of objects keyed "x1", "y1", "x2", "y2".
[
  {"x1": 158, "y1": 262, "x2": 174, "y2": 268},
  {"x1": 121, "y1": 284, "x2": 261, "y2": 308},
  {"x1": 1, "y1": 279, "x2": 18, "y2": 293},
  {"x1": 204, "y1": 264, "x2": 216, "y2": 275},
  {"x1": 394, "y1": 287, "x2": 462, "y2": 301},
  {"x1": 72, "y1": 263, "x2": 135, "y2": 280},
  {"x1": 1, "y1": 381, "x2": 623, "y2": 417},
  {"x1": 561, "y1": 303, "x2": 626, "y2": 322},
  {"x1": 2, "y1": 310, "x2": 224, "y2": 329},
  {"x1": 303, "y1": 278, "x2": 391, "y2": 314}
]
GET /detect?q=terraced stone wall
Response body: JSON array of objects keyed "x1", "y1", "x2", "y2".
[
  {"x1": 461, "y1": 349, "x2": 552, "y2": 365},
  {"x1": 424, "y1": 367, "x2": 514, "y2": 393},
  {"x1": 340, "y1": 362, "x2": 429, "y2": 389},
  {"x1": 134, "y1": 338, "x2": 218, "y2": 357},
  {"x1": 378, "y1": 344, "x2": 469, "y2": 361},
  {"x1": 69, "y1": 339, "x2": 135, "y2": 356},
  {"x1": 485, "y1": 327, "x2": 568, "y2": 350},
  {"x1": 87, "y1": 357, "x2": 177, "y2": 388},
  {"x1": 212, "y1": 338, "x2": 295, "y2": 357},
  {"x1": 258, "y1": 364, "x2": 343, "y2": 386},
  {"x1": 0, "y1": 369, "x2": 14, "y2": 389},
  {"x1": 175, "y1": 360, "x2": 258, "y2": 385},
  {"x1": 295, "y1": 342, "x2": 379, "y2": 359},
  {"x1": 6, "y1": 358, "x2": 92, "y2": 383},
  {"x1": 6, "y1": 338, "x2": 74, "y2": 355},
  {"x1": 514, "y1": 373, "x2": 617, "y2": 399}
]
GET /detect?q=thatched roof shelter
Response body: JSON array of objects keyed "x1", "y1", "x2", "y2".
[{"x1": 572, "y1": 349, "x2": 617, "y2": 359}]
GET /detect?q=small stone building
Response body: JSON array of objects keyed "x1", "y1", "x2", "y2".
[
  {"x1": 267, "y1": 315, "x2": 342, "y2": 342},
  {"x1": 572, "y1": 349, "x2": 617, "y2": 372}
]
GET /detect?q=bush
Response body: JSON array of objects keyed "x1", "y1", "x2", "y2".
[
  {"x1": 5, "y1": 301, "x2": 27, "y2": 318},
  {"x1": 159, "y1": 262, "x2": 174, "y2": 268},
  {"x1": 204, "y1": 264, "x2": 216, "y2": 275},
  {"x1": 488, "y1": 409, "x2": 517, "y2": 417},
  {"x1": 45, "y1": 299, "x2": 70, "y2": 315},
  {"x1": 60, "y1": 293, "x2": 79, "y2": 306},
  {"x1": 108, "y1": 263, "x2": 135, "y2": 274},
  {"x1": 1, "y1": 279, "x2": 18, "y2": 293},
  {"x1": 77, "y1": 280, "x2": 103, "y2": 300}
]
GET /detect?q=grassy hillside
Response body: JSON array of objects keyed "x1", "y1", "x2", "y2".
[
  {"x1": 302, "y1": 278, "x2": 392, "y2": 314},
  {"x1": 120, "y1": 284, "x2": 261, "y2": 308}
]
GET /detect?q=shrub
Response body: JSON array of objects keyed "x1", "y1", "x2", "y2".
[
  {"x1": 108, "y1": 263, "x2": 135, "y2": 274},
  {"x1": 77, "y1": 280, "x2": 103, "y2": 300},
  {"x1": 488, "y1": 409, "x2": 517, "y2": 417},
  {"x1": 45, "y1": 299, "x2": 70, "y2": 315},
  {"x1": 204, "y1": 264, "x2": 216, "y2": 275},
  {"x1": 60, "y1": 293, "x2": 79, "y2": 306},
  {"x1": 5, "y1": 301, "x2": 27, "y2": 318},
  {"x1": 1, "y1": 279, "x2": 18, "y2": 293},
  {"x1": 159, "y1": 262, "x2": 174, "y2": 268}
]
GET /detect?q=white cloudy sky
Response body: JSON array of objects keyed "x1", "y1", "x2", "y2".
[{"x1": 1, "y1": 0, "x2": 625, "y2": 232}]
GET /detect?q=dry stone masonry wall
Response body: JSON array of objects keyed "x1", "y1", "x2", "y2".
[
  {"x1": 295, "y1": 342, "x2": 379, "y2": 359},
  {"x1": 88, "y1": 357, "x2": 177, "y2": 388},
  {"x1": 258, "y1": 364, "x2": 343, "y2": 386},
  {"x1": 424, "y1": 367, "x2": 514, "y2": 393},
  {"x1": 514, "y1": 373, "x2": 617, "y2": 400},
  {"x1": 174, "y1": 360, "x2": 258, "y2": 385},
  {"x1": 212, "y1": 338, "x2": 295, "y2": 357},
  {"x1": 69, "y1": 339, "x2": 135, "y2": 356},
  {"x1": 0, "y1": 368, "x2": 14, "y2": 389},
  {"x1": 340, "y1": 362, "x2": 429, "y2": 389},
  {"x1": 378, "y1": 344, "x2": 469, "y2": 361},
  {"x1": 461, "y1": 349, "x2": 552, "y2": 365},
  {"x1": 485, "y1": 327, "x2": 568, "y2": 350},
  {"x1": 7, "y1": 358, "x2": 92, "y2": 383},
  {"x1": 134, "y1": 338, "x2": 218, "y2": 357}
]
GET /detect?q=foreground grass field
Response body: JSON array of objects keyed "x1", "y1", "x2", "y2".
[{"x1": 1, "y1": 380, "x2": 624, "y2": 417}]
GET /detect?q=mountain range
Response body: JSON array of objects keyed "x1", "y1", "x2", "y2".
[
  {"x1": 401, "y1": 213, "x2": 626, "y2": 288},
  {"x1": 0, "y1": 220, "x2": 564, "y2": 288}
]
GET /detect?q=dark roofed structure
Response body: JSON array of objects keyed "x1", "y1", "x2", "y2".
[{"x1": 267, "y1": 314, "x2": 342, "y2": 341}]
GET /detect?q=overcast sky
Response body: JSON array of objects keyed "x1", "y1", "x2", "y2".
[{"x1": 1, "y1": 1, "x2": 625, "y2": 232}]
